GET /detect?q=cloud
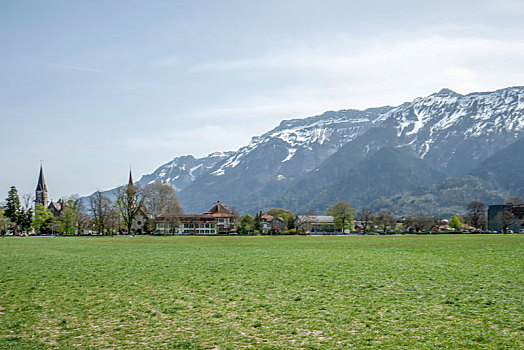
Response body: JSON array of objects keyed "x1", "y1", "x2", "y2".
[
  {"x1": 47, "y1": 63, "x2": 101, "y2": 72},
  {"x1": 122, "y1": 28, "x2": 524, "y2": 163},
  {"x1": 187, "y1": 32, "x2": 524, "y2": 109}
]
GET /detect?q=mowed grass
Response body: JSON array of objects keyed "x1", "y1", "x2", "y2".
[{"x1": 0, "y1": 235, "x2": 522, "y2": 349}]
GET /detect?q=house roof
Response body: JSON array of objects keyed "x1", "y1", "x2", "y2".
[
  {"x1": 48, "y1": 201, "x2": 61, "y2": 212},
  {"x1": 205, "y1": 202, "x2": 236, "y2": 218},
  {"x1": 261, "y1": 214, "x2": 284, "y2": 222}
]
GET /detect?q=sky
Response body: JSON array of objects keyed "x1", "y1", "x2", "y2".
[{"x1": 1, "y1": 0, "x2": 524, "y2": 201}]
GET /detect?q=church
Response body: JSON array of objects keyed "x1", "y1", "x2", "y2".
[{"x1": 35, "y1": 165, "x2": 64, "y2": 217}]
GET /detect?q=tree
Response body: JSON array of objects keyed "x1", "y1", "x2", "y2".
[
  {"x1": 326, "y1": 201, "x2": 354, "y2": 233},
  {"x1": 76, "y1": 198, "x2": 92, "y2": 234},
  {"x1": 357, "y1": 209, "x2": 374, "y2": 235},
  {"x1": 4, "y1": 186, "x2": 21, "y2": 232},
  {"x1": 0, "y1": 209, "x2": 10, "y2": 236},
  {"x1": 89, "y1": 190, "x2": 113, "y2": 235},
  {"x1": 374, "y1": 210, "x2": 396, "y2": 234},
  {"x1": 496, "y1": 210, "x2": 515, "y2": 234},
  {"x1": 405, "y1": 214, "x2": 434, "y2": 233},
  {"x1": 3, "y1": 187, "x2": 33, "y2": 235},
  {"x1": 465, "y1": 201, "x2": 487, "y2": 230},
  {"x1": 18, "y1": 208, "x2": 33, "y2": 235},
  {"x1": 237, "y1": 214, "x2": 254, "y2": 235},
  {"x1": 286, "y1": 215, "x2": 295, "y2": 231},
  {"x1": 253, "y1": 212, "x2": 262, "y2": 233},
  {"x1": 57, "y1": 198, "x2": 79, "y2": 235},
  {"x1": 142, "y1": 182, "x2": 182, "y2": 233},
  {"x1": 116, "y1": 181, "x2": 143, "y2": 236},
  {"x1": 266, "y1": 208, "x2": 293, "y2": 225},
  {"x1": 34, "y1": 204, "x2": 54, "y2": 234},
  {"x1": 142, "y1": 182, "x2": 181, "y2": 217},
  {"x1": 19, "y1": 193, "x2": 34, "y2": 235},
  {"x1": 448, "y1": 214, "x2": 462, "y2": 231},
  {"x1": 295, "y1": 212, "x2": 315, "y2": 234}
]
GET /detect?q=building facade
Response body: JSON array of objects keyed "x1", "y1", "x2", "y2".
[
  {"x1": 488, "y1": 202, "x2": 524, "y2": 231},
  {"x1": 155, "y1": 202, "x2": 237, "y2": 234}
]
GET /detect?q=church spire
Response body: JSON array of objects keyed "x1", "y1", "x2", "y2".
[
  {"x1": 36, "y1": 164, "x2": 47, "y2": 192},
  {"x1": 128, "y1": 167, "x2": 134, "y2": 187},
  {"x1": 35, "y1": 164, "x2": 48, "y2": 208}
]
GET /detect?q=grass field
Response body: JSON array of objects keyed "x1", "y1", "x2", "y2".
[{"x1": 0, "y1": 235, "x2": 522, "y2": 349}]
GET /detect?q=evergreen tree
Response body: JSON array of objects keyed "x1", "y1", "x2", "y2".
[
  {"x1": 254, "y1": 213, "x2": 262, "y2": 233},
  {"x1": 286, "y1": 215, "x2": 295, "y2": 231},
  {"x1": 4, "y1": 186, "x2": 21, "y2": 230},
  {"x1": 19, "y1": 208, "x2": 33, "y2": 234}
]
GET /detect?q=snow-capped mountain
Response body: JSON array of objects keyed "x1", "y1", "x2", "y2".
[
  {"x1": 83, "y1": 86, "x2": 524, "y2": 214},
  {"x1": 377, "y1": 87, "x2": 524, "y2": 175},
  {"x1": 136, "y1": 151, "x2": 233, "y2": 191},
  {"x1": 176, "y1": 86, "x2": 523, "y2": 213}
]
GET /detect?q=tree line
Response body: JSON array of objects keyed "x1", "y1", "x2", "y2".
[
  {"x1": 237, "y1": 198, "x2": 524, "y2": 235},
  {"x1": 0, "y1": 182, "x2": 181, "y2": 236},
  {"x1": 2, "y1": 183, "x2": 522, "y2": 236}
]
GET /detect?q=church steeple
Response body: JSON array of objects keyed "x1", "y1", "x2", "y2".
[
  {"x1": 128, "y1": 167, "x2": 134, "y2": 187},
  {"x1": 35, "y1": 164, "x2": 48, "y2": 208}
]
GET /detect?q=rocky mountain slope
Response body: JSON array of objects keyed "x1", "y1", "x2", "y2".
[{"x1": 84, "y1": 86, "x2": 524, "y2": 215}]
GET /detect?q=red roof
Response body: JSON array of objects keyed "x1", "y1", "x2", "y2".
[{"x1": 205, "y1": 202, "x2": 236, "y2": 218}]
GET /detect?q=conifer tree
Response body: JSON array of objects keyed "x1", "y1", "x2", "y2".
[
  {"x1": 254, "y1": 212, "x2": 262, "y2": 233},
  {"x1": 4, "y1": 186, "x2": 21, "y2": 231}
]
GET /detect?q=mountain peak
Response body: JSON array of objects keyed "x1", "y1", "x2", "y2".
[{"x1": 435, "y1": 88, "x2": 461, "y2": 97}]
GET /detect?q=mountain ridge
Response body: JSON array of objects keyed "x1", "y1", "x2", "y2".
[{"x1": 82, "y1": 86, "x2": 524, "y2": 215}]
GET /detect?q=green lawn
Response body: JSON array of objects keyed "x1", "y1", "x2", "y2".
[{"x1": 0, "y1": 235, "x2": 522, "y2": 349}]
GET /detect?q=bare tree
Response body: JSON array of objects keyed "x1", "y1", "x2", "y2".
[
  {"x1": 496, "y1": 210, "x2": 515, "y2": 234},
  {"x1": 465, "y1": 201, "x2": 487, "y2": 230},
  {"x1": 89, "y1": 190, "x2": 113, "y2": 235},
  {"x1": 142, "y1": 182, "x2": 182, "y2": 234},
  {"x1": 22, "y1": 193, "x2": 33, "y2": 211},
  {"x1": 76, "y1": 198, "x2": 92, "y2": 234},
  {"x1": 295, "y1": 212, "x2": 315, "y2": 234},
  {"x1": 405, "y1": 214, "x2": 434, "y2": 233},
  {"x1": 142, "y1": 182, "x2": 182, "y2": 216},
  {"x1": 116, "y1": 183, "x2": 143, "y2": 236},
  {"x1": 357, "y1": 209, "x2": 374, "y2": 235},
  {"x1": 374, "y1": 210, "x2": 396, "y2": 234}
]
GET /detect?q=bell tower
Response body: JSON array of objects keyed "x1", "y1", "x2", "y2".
[{"x1": 35, "y1": 164, "x2": 48, "y2": 208}]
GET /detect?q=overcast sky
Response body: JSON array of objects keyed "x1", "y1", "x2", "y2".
[{"x1": 1, "y1": 0, "x2": 524, "y2": 201}]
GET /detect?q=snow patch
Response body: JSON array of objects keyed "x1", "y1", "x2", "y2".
[{"x1": 281, "y1": 148, "x2": 297, "y2": 162}]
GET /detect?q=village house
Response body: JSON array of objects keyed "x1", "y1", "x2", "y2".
[
  {"x1": 155, "y1": 202, "x2": 237, "y2": 234},
  {"x1": 260, "y1": 213, "x2": 286, "y2": 234},
  {"x1": 295, "y1": 215, "x2": 339, "y2": 234}
]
